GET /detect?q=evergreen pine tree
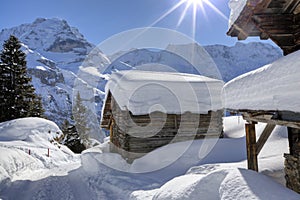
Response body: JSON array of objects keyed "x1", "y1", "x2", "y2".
[
  {"x1": 29, "y1": 95, "x2": 44, "y2": 117},
  {"x1": 73, "y1": 92, "x2": 90, "y2": 147},
  {"x1": 61, "y1": 119, "x2": 86, "y2": 153},
  {"x1": 0, "y1": 35, "x2": 44, "y2": 122}
]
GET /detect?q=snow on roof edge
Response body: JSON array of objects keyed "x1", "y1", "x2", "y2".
[
  {"x1": 223, "y1": 50, "x2": 300, "y2": 113},
  {"x1": 228, "y1": 0, "x2": 248, "y2": 28},
  {"x1": 102, "y1": 70, "x2": 224, "y2": 116}
]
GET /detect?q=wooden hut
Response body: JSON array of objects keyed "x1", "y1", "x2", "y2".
[
  {"x1": 101, "y1": 70, "x2": 224, "y2": 161},
  {"x1": 227, "y1": 0, "x2": 300, "y2": 193}
]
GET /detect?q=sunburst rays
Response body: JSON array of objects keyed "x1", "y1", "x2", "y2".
[{"x1": 149, "y1": 0, "x2": 228, "y2": 40}]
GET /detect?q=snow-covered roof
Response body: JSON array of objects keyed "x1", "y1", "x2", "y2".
[
  {"x1": 104, "y1": 70, "x2": 224, "y2": 115},
  {"x1": 228, "y1": 0, "x2": 247, "y2": 27},
  {"x1": 223, "y1": 50, "x2": 300, "y2": 113}
]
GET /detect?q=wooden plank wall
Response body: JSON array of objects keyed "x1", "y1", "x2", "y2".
[{"x1": 109, "y1": 96, "x2": 223, "y2": 155}]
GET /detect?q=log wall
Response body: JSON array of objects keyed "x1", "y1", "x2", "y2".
[{"x1": 107, "y1": 95, "x2": 223, "y2": 160}]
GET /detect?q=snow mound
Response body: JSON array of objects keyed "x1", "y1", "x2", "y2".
[
  {"x1": 223, "y1": 50, "x2": 300, "y2": 113},
  {"x1": 130, "y1": 165, "x2": 300, "y2": 200},
  {"x1": 0, "y1": 118, "x2": 77, "y2": 182},
  {"x1": 0, "y1": 117, "x2": 63, "y2": 142},
  {"x1": 0, "y1": 147, "x2": 44, "y2": 182},
  {"x1": 105, "y1": 70, "x2": 224, "y2": 115}
]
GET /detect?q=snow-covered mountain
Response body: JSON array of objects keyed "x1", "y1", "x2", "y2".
[
  {"x1": 0, "y1": 18, "x2": 109, "y2": 141},
  {"x1": 204, "y1": 42, "x2": 283, "y2": 81},
  {"x1": 0, "y1": 18, "x2": 282, "y2": 139},
  {"x1": 0, "y1": 18, "x2": 95, "y2": 73}
]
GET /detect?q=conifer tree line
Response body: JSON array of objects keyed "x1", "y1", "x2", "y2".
[{"x1": 0, "y1": 35, "x2": 44, "y2": 122}]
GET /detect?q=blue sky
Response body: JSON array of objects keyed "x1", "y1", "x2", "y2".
[{"x1": 0, "y1": 0, "x2": 271, "y2": 46}]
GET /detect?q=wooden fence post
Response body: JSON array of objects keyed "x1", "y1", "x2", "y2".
[{"x1": 245, "y1": 123, "x2": 258, "y2": 171}]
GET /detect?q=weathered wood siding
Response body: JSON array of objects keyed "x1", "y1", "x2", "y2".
[
  {"x1": 105, "y1": 95, "x2": 223, "y2": 156},
  {"x1": 227, "y1": 0, "x2": 300, "y2": 55}
]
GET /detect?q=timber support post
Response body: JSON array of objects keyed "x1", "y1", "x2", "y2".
[
  {"x1": 285, "y1": 127, "x2": 300, "y2": 193},
  {"x1": 245, "y1": 123, "x2": 258, "y2": 171}
]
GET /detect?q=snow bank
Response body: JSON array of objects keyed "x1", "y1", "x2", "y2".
[
  {"x1": 223, "y1": 50, "x2": 300, "y2": 113},
  {"x1": 105, "y1": 70, "x2": 224, "y2": 115},
  {"x1": 130, "y1": 165, "x2": 300, "y2": 200},
  {"x1": 0, "y1": 147, "x2": 44, "y2": 182},
  {"x1": 0, "y1": 118, "x2": 77, "y2": 182},
  {"x1": 228, "y1": 0, "x2": 247, "y2": 27},
  {"x1": 0, "y1": 117, "x2": 63, "y2": 142}
]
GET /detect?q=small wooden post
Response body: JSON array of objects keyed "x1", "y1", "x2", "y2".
[
  {"x1": 174, "y1": 115, "x2": 178, "y2": 129},
  {"x1": 245, "y1": 123, "x2": 258, "y2": 171},
  {"x1": 28, "y1": 149, "x2": 31, "y2": 155},
  {"x1": 110, "y1": 120, "x2": 114, "y2": 143},
  {"x1": 47, "y1": 148, "x2": 50, "y2": 157}
]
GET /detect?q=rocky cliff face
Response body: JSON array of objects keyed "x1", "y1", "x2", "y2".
[{"x1": 0, "y1": 18, "x2": 283, "y2": 141}]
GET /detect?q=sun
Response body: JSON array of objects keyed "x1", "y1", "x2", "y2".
[
  {"x1": 189, "y1": 0, "x2": 205, "y2": 7},
  {"x1": 148, "y1": 0, "x2": 228, "y2": 39}
]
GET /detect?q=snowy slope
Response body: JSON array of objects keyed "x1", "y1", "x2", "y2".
[
  {"x1": 1, "y1": 116, "x2": 299, "y2": 199},
  {"x1": 223, "y1": 50, "x2": 300, "y2": 113}
]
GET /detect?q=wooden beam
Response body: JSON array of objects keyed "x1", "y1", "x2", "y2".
[
  {"x1": 253, "y1": 13, "x2": 294, "y2": 25},
  {"x1": 246, "y1": 123, "x2": 258, "y2": 171},
  {"x1": 295, "y1": 3, "x2": 300, "y2": 14},
  {"x1": 256, "y1": 124, "x2": 276, "y2": 154},
  {"x1": 242, "y1": 114, "x2": 300, "y2": 129},
  {"x1": 260, "y1": 32, "x2": 269, "y2": 39},
  {"x1": 283, "y1": 0, "x2": 300, "y2": 13},
  {"x1": 238, "y1": 32, "x2": 249, "y2": 40},
  {"x1": 174, "y1": 115, "x2": 178, "y2": 129},
  {"x1": 249, "y1": 0, "x2": 273, "y2": 9}
]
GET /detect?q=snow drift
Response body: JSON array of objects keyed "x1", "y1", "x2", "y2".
[
  {"x1": 0, "y1": 117, "x2": 63, "y2": 142},
  {"x1": 130, "y1": 165, "x2": 300, "y2": 200},
  {"x1": 0, "y1": 118, "x2": 77, "y2": 183}
]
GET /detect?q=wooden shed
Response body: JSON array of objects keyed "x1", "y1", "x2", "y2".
[
  {"x1": 227, "y1": 0, "x2": 300, "y2": 193},
  {"x1": 101, "y1": 70, "x2": 224, "y2": 161}
]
